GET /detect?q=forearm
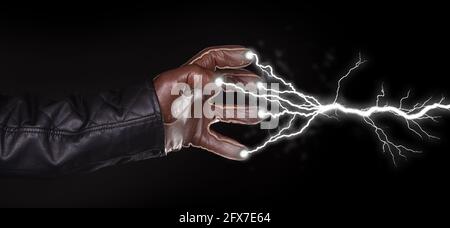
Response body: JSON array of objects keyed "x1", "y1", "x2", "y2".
[{"x1": 0, "y1": 81, "x2": 165, "y2": 176}]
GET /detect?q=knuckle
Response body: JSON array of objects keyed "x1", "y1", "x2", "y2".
[{"x1": 185, "y1": 64, "x2": 204, "y2": 73}]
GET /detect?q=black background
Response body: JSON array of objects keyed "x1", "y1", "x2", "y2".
[{"x1": 0, "y1": 0, "x2": 448, "y2": 219}]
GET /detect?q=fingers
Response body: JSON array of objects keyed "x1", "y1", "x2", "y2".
[
  {"x1": 216, "y1": 69, "x2": 262, "y2": 85},
  {"x1": 209, "y1": 69, "x2": 264, "y2": 124},
  {"x1": 186, "y1": 45, "x2": 253, "y2": 71},
  {"x1": 198, "y1": 68, "x2": 262, "y2": 108},
  {"x1": 195, "y1": 122, "x2": 249, "y2": 161}
]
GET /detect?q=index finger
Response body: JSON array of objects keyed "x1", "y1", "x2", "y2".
[{"x1": 186, "y1": 45, "x2": 253, "y2": 71}]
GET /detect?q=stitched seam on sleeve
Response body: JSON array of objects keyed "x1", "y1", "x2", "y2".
[{"x1": 0, "y1": 114, "x2": 159, "y2": 136}]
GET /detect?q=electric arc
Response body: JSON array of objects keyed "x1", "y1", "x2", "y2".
[{"x1": 214, "y1": 51, "x2": 450, "y2": 165}]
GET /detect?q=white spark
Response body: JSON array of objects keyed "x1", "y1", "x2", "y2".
[
  {"x1": 215, "y1": 77, "x2": 224, "y2": 86},
  {"x1": 333, "y1": 52, "x2": 367, "y2": 104},
  {"x1": 240, "y1": 150, "x2": 250, "y2": 159},
  {"x1": 245, "y1": 51, "x2": 255, "y2": 60}
]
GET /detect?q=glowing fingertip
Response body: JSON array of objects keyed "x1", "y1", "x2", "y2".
[
  {"x1": 214, "y1": 77, "x2": 224, "y2": 86},
  {"x1": 258, "y1": 110, "x2": 268, "y2": 119},
  {"x1": 256, "y1": 81, "x2": 264, "y2": 89},
  {"x1": 245, "y1": 51, "x2": 255, "y2": 60},
  {"x1": 240, "y1": 150, "x2": 250, "y2": 159}
]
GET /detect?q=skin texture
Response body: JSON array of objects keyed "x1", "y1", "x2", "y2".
[{"x1": 153, "y1": 46, "x2": 262, "y2": 160}]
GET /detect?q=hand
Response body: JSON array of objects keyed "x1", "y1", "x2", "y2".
[{"x1": 153, "y1": 45, "x2": 262, "y2": 160}]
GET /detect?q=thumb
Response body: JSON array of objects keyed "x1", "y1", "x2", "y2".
[{"x1": 195, "y1": 122, "x2": 250, "y2": 161}]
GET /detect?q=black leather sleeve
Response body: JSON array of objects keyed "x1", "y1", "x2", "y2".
[{"x1": 0, "y1": 81, "x2": 165, "y2": 177}]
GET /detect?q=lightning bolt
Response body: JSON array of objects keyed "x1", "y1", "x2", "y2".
[{"x1": 215, "y1": 51, "x2": 450, "y2": 165}]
